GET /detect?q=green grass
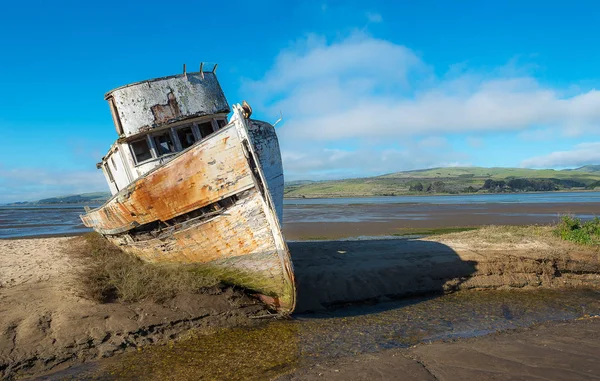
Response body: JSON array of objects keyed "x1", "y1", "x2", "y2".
[
  {"x1": 69, "y1": 233, "x2": 220, "y2": 303},
  {"x1": 554, "y1": 216, "x2": 600, "y2": 245}
]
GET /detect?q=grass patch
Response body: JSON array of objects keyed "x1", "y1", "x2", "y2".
[
  {"x1": 69, "y1": 232, "x2": 220, "y2": 303},
  {"x1": 393, "y1": 227, "x2": 478, "y2": 236},
  {"x1": 554, "y1": 216, "x2": 600, "y2": 245}
]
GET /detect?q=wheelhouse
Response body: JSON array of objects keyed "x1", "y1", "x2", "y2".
[{"x1": 96, "y1": 64, "x2": 231, "y2": 195}]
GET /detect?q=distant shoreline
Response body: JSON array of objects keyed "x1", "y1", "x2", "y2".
[
  {"x1": 283, "y1": 188, "x2": 600, "y2": 199},
  {"x1": 5, "y1": 188, "x2": 599, "y2": 205}
]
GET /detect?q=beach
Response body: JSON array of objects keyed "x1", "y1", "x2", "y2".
[{"x1": 1, "y1": 221, "x2": 599, "y2": 379}]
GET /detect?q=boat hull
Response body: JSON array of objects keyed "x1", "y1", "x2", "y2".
[{"x1": 81, "y1": 117, "x2": 296, "y2": 313}]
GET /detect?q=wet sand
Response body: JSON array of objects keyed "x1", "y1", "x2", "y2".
[
  {"x1": 283, "y1": 202, "x2": 600, "y2": 239},
  {"x1": 280, "y1": 317, "x2": 600, "y2": 381}
]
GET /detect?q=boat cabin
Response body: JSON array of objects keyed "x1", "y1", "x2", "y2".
[{"x1": 97, "y1": 65, "x2": 231, "y2": 195}]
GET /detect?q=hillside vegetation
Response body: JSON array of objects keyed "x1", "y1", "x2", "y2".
[{"x1": 284, "y1": 166, "x2": 600, "y2": 198}]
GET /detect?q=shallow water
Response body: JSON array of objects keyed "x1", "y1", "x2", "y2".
[
  {"x1": 46, "y1": 288, "x2": 600, "y2": 380},
  {"x1": 3, "y1": 192, "x2": 599, "y2": 239},
  {"x1": 0, "y1": 204, "x2": 97, "y2": 238},
  {"x1": 283, "y1": 191, "x2": 600, "y2": 205}
]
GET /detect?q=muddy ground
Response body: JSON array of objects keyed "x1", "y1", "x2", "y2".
[
  {"x1": 279, "y1": 317, "x2": 600, "y2": 381},
  {"x1": 1, "y1": 226, "x2": 599, "y2": 379}
]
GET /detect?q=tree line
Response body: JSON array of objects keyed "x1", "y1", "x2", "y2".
[{"x1": 409, "y1": 177, "x2": 591, "y2": 194}]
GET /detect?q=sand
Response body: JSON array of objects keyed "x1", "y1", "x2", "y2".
[{"x1": 0, "y1": 237, "x2": 267, "y2": 380}]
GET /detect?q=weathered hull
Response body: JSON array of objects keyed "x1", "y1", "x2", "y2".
[{"x1": 81, "y1": 117, "x2": 296, "y2": 313}]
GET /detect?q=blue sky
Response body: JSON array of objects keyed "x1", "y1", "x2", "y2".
[{"x1": 1, "y1": 0, "x2": 600, "y2": 202}]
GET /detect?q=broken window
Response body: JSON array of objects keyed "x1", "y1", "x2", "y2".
[
  {"x1": 153, "y1": 131, "x2": 175, "y2": 155},
  {"x1": 198, "y1": 121, "x2": 214, "y2": 138},
  {"x1": 176, "y1": 126, "x2": 196, "y2": 149},
  {"x1": 104, "y1": 163, "x2": 115, "y2": 183},
  {"x1": 217, "y1": 119, "x2": 227, "y2": 129},
  {"x1": 131, "y1": 138, "x2": 152, "y2": 163}
]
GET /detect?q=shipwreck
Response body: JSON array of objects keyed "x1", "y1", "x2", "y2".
[{"x1": 80, "y1": 64, "x2": 296, "y2": 313}]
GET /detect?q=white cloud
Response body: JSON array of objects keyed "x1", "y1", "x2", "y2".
[
  {"x1": 366, "y1": 12, "x2": 383, "y2": 23},
  {"x1": 281, "y1": 140, "x2": 469, "y2": 180},
  {"x1": 521, "y1": 142, "x2": 600, "y2": 168},
  {"x1": 244, "y1": 32, "x2": 600, "y2": 179}
]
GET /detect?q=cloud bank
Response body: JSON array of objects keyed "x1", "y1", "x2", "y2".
[
  {"x1": 245, "y1": 32, "x2": 600, "y2": 179},
  {"x1": 521, "y1": 142, "x2": 600, "y2": 168}
]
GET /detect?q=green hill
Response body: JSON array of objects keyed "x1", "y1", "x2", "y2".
[
  {"x1": 284, "y1": 166, "x2": 600, "y2": 198},
  {"x1": 36, "y1": 192, "x2": 111, "y2": 204}
]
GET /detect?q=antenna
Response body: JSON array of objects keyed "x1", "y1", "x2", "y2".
[
  {"x1": 200, "y1": 62, "x2": 204, "y2": 79},
  {"x1": 183, "y1": 63, "x2": 186, "y2": 75},
  {"x1": 273, "y1": 111, "x2": 283, "y2": 127},
  {"x1": 212, "y1": 63, "x2": 218, "y2": 73}
]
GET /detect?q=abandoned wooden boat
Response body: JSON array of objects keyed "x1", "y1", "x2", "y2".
[{"x1": 80, "y1": 64, "x2": 296, "y2": 313}]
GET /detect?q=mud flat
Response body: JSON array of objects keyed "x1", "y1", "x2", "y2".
[
  {"x1": 0, "y1": 237, "x2": 267, "y2": 380},
  {"x1": 280, "y1": 316, "x2": 600, "y2": 381},
  {"x1": 283, "y1": 201, "x2": 600, "y2": 240}
]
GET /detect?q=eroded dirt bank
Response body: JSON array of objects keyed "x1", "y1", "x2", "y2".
[
  {"x1": 291, "y1": 226, "x2": 600, "y2": 312},
  {"x1": 0, "y1": 237, "x2": 268, "y2": 380}
]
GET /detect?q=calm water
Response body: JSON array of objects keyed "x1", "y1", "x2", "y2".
[
  {"x1": 0, "y1": 204, "x2": 99, "y2": 239},
  {"x1": 284, "y1": 191, "x2": 600, "y2": 205},
  {"x1": 1, "y1": 191, "x2": 599, "y2": 239}
]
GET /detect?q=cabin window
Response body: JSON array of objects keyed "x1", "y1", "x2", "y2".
[
  {"x1": 217, "y1": 119, "x2": 227, "y2": 129},
  {"x1": 131, "y1": 138, "x2": 152, "y2": 163},
  {"x1": 176, "y1": 126, "x2": 196, "y2": 149},
  {"x1": 153, "y1": 131, "x2": 175, "y2": 155},
  {"x1": 104, "y1": 163, "x2": 115, "y2": 183},
  {"x1": 198, "y1": 121, "x2": 214, "y2": 138}
]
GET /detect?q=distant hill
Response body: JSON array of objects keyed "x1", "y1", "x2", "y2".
[
  {"x1": 38, "y1": 192, "x2": 111, "y2": 204},
  {"x1": 570, "y1": 165, "x2": 600, "y2": 172},
  {"x1": 9, "y1": 192, "x2": 112, "y2": 205},
  {"x1": 284, "y1": 166, "x2": 600, "y2": 198}
]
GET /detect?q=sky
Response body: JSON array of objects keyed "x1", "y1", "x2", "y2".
[{"x1": 1, "y1": 0, "x2": 600, "y2": 203}]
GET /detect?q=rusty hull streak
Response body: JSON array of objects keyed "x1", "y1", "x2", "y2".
[{"x1": 81, "y1": 125, "x2": 253, "y2": 233}]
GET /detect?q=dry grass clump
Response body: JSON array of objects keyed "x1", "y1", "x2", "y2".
[{"x1": 69, "y1": 233, "x2": 220, "y2": 303}]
